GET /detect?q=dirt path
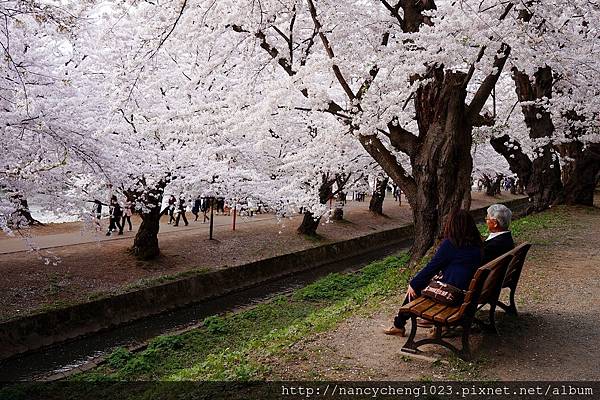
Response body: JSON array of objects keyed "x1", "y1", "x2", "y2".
[
  {"x1": 268, "y1": 204, "x2": 600, "y2": 381},
  {"x1": 0, "y1": 192, "x2": 520, "y2": 322}
]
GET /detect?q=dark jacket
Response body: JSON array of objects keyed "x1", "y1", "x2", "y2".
[
  {"x1": 410, "y1": 239, "x2": 483, "y2": 292},
  {"x1": 482, "y1": 232, "x2": 515, "y2": 265},
  {"x1": 110, "y1": 202, "x2": 122, "y2": 218}
]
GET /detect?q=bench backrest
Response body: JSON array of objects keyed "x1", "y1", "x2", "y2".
[
  {"x1": 502, "y1": 242, "x2": 532, "y2": 289},
  {"x1": 448, "y1": 252, "x2": 512, "y2": 324},
  {"x1": 477, "y1": 251, "x2": 514, "y2": 306},
  {"x1": 450, "y1": 266, "x2": 491, "y2": 322}
]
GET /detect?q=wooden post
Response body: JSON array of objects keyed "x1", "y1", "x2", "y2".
[
  {"x1": 232, "y1": 201, "x2": 237, "y2": 231},
  {"x1": 209, "y1": 197, "x2": 215, "y2": 240}
]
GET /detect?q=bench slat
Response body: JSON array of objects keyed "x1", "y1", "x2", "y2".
[
  {"x1": 433, "y1": 305, "x2": 460, "y2": 323},
  {"x1": 411, "y1": 298, "x2": 438, "y2": 316},
  {"x1": 421, "y1": 303, "x2": 450, "y2": 320},
  {"x1": 398, "y1": 296, "x2": 428, "y2": 313}
]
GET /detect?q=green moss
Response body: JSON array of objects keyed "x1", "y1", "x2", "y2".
[{"x1": 105, "y1": 347, "x2": 132, "y2": 369}]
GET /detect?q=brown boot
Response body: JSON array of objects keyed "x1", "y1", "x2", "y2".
[{"x1": 383, "y1": 326, "x2": 406, "y2": 336}]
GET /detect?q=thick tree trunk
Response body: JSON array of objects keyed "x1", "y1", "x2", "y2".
[
  {"x1": 332, "y1": 190, "x2": 346, "y2": 220},
  {"x1": 11, "y1": 196, "x2": 44, "y2": 227},
  {"x1": 514, "y1": 68, "x2": 563, "y2": 211},
  {"x1": 558, "y1": 142, "x2": 600, "y2": 206},
  {"x1": 331, "y1": 207, "x2": 343, "y2": 220},
  {"x1": 369, "y1": 177, "x2": 388, "y2": 215},
  {"x1": 492, "y1": 68, "x2": 564, "y2": 212},
  {"x1": 297, "y1": 211, "x2": 321, "y2": 235},
  {"x1": 127, "y1": 178, "x2": 168, "y2": 261},
  {"x1": 490, "y1": 134, "x2": 532, "y2": 187},
  {"x1": 132, "y1": 204, "x2": 161, "y2": 260},
  {"x1": 407, "y1": 68, "x2": 474, "y2": 262},
  {"x1": 296, "y1": 174, "x2": 333, "y2": 235}
]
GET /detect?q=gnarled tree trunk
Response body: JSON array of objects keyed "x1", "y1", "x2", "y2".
[
  {"x1": 408, "y1": 68, "x2": 475, "y2": 260},
  {"x1": 132, "y1": 204, "x2": 161, "y2": 260},
  {"x1": 369, "y1": 177, "x2": 388, "y2": 215},
  {"x1": 297, "y1": 173, "x2": 333, "y2": 236},
  {"x1": 558, "y1": 142, "x2": 600, "y2": 206},
  {"x1": 128, "y1": 177, "x2": 168, "y2": 260},
  {"x1": 514, "y1": 68, "x2": 563, "y2": 210},
  {"x1": 492, "y1": 67, "x2": 563, "y2": 212},
  {"x1": 297, "y1": 212, "x2": 321, "y2": 235}
]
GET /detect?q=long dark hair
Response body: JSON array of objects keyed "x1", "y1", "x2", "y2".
[{"x1": 443, "y1": 210, "x2": 483, "y2": 248}]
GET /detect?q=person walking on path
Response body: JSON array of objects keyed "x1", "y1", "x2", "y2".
[
  {"x1": 121, "y1": 197, "x2": 133, "y2": 231},
  {"x1": 106, "y1": 195, "x2": 124, "y2": 236},
  {"x1": 192, "y1": 196, "x2": 201, "y2": 221},
  {"x1": 167, "y1": 195, "x2": 176, "y2": 224},
  {"x1": 174, "y1": 196, "x2": 189, "y2": 227},
  {"x1": 201, "y1": 196, "x2": 211, "y2": 223},
  {"x1": 91, "y1": 199, "x2": 105, "y2": 231}
]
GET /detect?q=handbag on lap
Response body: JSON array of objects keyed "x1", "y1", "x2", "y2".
[{"x1": 422, "y1": 280, "x2": 464, "y2": 306}]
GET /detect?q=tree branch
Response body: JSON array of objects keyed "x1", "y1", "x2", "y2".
[
  {"x1": 383, "y1": 120, "x2": 419, "y2": 156},
  {"x1": 356, "y1": 31, "x2": 390, "y2": 101},
  {"x1": 467, "y1": 42, "x2": 511, "y2": 124},
  {"x1": 358, "y1": 134, "x2": 416, "y2": 203},
  {"x1": 379, "y1": 0, "x2": 403, "y2": 25},
  {"x1": 231, "y1": 24, "x2": 346, "y2": 117},
  {"x1": 306, "y1": 0, "x2": 356, "y2": 100},
  {"x1": 148, "y1": 0, "x2": 187, "y2": 59}
]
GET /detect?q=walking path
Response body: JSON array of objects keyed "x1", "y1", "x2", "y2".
[
  {"x1": 0, "y1": 192, "x2": 521, "y2": 322},
  {"x1": 0, "y1": 212, "x2": 278, "y2": 254}
]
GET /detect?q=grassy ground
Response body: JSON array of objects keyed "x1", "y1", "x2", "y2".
[{"x1": 76, "y1": 252, "x2": 412, "y2": 383}]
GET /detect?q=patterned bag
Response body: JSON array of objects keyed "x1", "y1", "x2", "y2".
[{"x1": 422, "y1": 280, "x2": 465, "y2": 306}]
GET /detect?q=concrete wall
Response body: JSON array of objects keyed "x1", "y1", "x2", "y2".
[{"x1": 0, "y1": 197, "x2": 529, "y2": 360}]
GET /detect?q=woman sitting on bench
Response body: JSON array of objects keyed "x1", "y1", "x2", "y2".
[{"x1": 384, "y1": 210, "x2": 483, "y2": 337}]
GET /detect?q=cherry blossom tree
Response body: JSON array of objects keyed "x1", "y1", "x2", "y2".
[
  {"x1": 194, "y1": 0, "x2": 517, "y2": 261},
  {"x1": 490, "y1": 1, "x2": 600, "y2": 209}
]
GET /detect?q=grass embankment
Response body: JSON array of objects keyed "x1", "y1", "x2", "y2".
[{"x1": 74, "y1": 252, "x2": 411, "y2": 383}]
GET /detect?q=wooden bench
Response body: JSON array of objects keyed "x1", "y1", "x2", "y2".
[
  {"x1": 496, "y1": 243, "x2": 532, "y2": 315},
  {"x1": 473, "y1": 245, "x2": 526, "y2": 333},
  {"x1": 398, "y1": 252, "x2": 514, "y2": 360}
]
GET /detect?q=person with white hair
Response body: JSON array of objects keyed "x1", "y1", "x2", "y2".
[{"x1": 483, "y1": 203, "x2": 515, "y2": 264}]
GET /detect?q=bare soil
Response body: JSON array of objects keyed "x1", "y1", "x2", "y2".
[
  {"x1": 0, "y1": 192, "x2": 520, "y2": 322},
  {"x1": 267, "y1": 203, "x2": 600, "y2": 381}
]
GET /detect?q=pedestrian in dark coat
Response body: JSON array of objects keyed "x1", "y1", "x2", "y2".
[
  {"x1": 174, "y1": 196, "x2": 189, "y2": 227},
  {"x1": 106, "y1": 195, "x2": 124, "y2": 236},
  {"x1": 192, "y1": 196, "x2": 201, "y2": 221}
]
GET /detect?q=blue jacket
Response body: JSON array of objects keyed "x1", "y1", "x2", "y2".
[{"x1": 410, "y1": 239, "x2": 483, "y2": 292}]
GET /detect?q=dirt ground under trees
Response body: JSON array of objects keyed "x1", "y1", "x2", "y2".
[
  {"x1": 0, "y1": 193, "x2": 520, "y2": 322},
  {"x1": 267, "y1": 202, "x2": 600, "y2": 381}
]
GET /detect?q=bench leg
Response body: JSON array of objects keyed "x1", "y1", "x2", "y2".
[
  {"x1": 497, "y1": 288, "x2": 518, "y2": 316},
  {"x1": 486, "y1": 303, "x2": 499, "y2": 335},
  {"x1": 507, "y1": 288, "x2": 518, "y2": 315},
  {"x1": 460, "y1": 323, "x2": 472, "y2": 361},
  {"x1": 401, "y1": 315, "x2": 419, "y2": 353}
]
